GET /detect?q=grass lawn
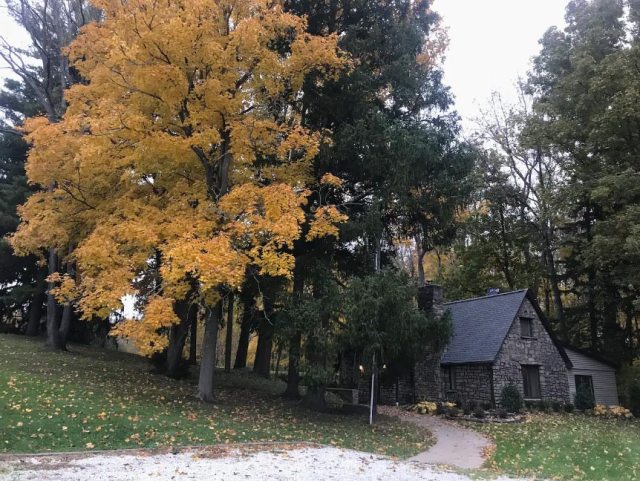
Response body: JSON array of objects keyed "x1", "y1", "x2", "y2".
[
  {"x1": 0, "y1": 334, "x2": 430, "y2": 457},
  {"x1": 470, "y1": 413, "x2": 640, "y2": 481}
]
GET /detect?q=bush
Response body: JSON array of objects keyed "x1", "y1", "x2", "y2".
[
  {"x1": 574, "y1": 383, "x2": 595, "y2": 411},
  {"x1": 525, "y1": 400, "x2": 535, "y2": 411},
  {"x1": 446, "y1": 407, "x2": 460, "y2": 417},
  {"x1": 482, "y1": 401, "x2": 493, "y2": 411},
  {"x1": 593, "y1": 404, "x2": 633, "y2": 419},
  {"x1": 411, "y1": 401, "x2": 438, "y2": 415},
  {"x1": 500, "y1": 384, "x2": 522, "y2": 413},
  {"x1": 564, "y1": 403, "x2": 575, "y2": 413},
  {"x1": 463, "y1": 403, "x2": 472, "y2": 416},
  {"x1": 629, "y1": 381, "x2": 640, "y2": 417},
  {"x1": 538, "y1": 400, "x2": 550, "y2": 412},
  {"x1": 497, "y1": 408, "x2": 509, "y2": 419},
  {"x1": 473, "y1": 406, "x2": 486, "y2": 419},
  {"x1": 436, "y1": 402, "x2": 446, "y2": 415},
  {"x1": 552, "y1": 401, "x2": 563, "y2": 413}
]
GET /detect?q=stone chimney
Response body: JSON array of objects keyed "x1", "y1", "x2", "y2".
[{"x1": 417, "y1": 283, "x2": 444, "y2": 315}]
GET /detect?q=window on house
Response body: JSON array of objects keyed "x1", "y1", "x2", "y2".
[
  {"x1": 575, "y1": 375, "x2": 594, "y2": 399},
  {"x1": 444, "y1": 366, "x2": 456, "y2": 391},
  {"x1": 522, "y1": 365, "x2": 541, "y2": 399},
  {"x1": 520, "y1": 317, "x2": 534, "y2": 338}
]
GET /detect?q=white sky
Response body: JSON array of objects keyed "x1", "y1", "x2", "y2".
[
  {"x1": 1, "y1": 0, "x2": 568, "y2": 129},
  {"x1": 434, "y1": 0, "x2": 567, "y2": 131}
]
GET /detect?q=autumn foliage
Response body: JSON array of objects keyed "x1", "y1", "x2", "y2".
[{"x1": 11, "y1": 0, "x2": 347, "y2": 354}]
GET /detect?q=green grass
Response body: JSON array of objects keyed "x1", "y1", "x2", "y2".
[
  {"x1": 0, "y1": 334, "x2": 430, "y2": 457},
  {"x1": 470, "y1": 413, "x2": 640, "y2": 481}
]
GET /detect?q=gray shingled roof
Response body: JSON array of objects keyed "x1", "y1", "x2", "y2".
[{"x1": 441, "y1": 289, "x2": 528, "y2": 365}]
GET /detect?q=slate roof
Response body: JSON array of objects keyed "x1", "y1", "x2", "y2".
[{"x1": 440, "y1": 289, "x2": 529, "y2": 365}]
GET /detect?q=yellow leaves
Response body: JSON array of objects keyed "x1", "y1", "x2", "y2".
[
  {"x1": 320, "y1": 173, "x2": 344, "y2": 188},
  {"x1": 220, "y1": 183, "x2": 309, "y2": 277},
  {"x1": 13, "y1": 0, "x2": 350, "y2": 353},
  {"x1": 47, "y1": 273, "x2": 78, "y2": 304},
  {"x1": 592, "y1": 404, "x2": 633, "y2": 419},
  {"x1": 307, "y1": 206, "x2": 348, "y2": 241},
  {"x1": 162, "y1": 234, "x2": 248, "y2": 294},
  {"x1": 111, "y1": 296, "x2": 179, "y2": 356}
]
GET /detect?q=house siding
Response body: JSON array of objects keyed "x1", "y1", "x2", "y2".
[
  {"x1": 566, "y1": 348, "x2": 619, "y2": 406},
  {"x1": 493, "y1": 298, "x2": 570, "y2": 404}
]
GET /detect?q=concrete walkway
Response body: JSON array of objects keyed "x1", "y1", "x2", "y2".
[{"x1": 380, "y1": 407, "x2": 492, "y2": 470}]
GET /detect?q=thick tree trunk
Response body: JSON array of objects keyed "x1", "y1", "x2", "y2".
[
  {"x1": 224, "y1": 292, "x2": 234, "y2": 372},
  {"x1": 234, "y1": 293, "x2": 255, "y2": 369},
  {"x1": 45, "y1": 248, "x2": 63, "y2": 350},
  {"x1": 166, "y1": 301, "x2": 193, "y2": 379},
  {"x1": 283, "y1": 331, "x2": 302, "y2": 399},
  {"x1": 58, "y1": 303, "x2": 74, "y2": 350},
  {"x1": 25, "y1": 285, "x2": 46, "y2": 337},
  {"x1": 253, "y1": 317, "x2": 274, "y2": 378},
  {"x1": 198, "y1": 303, "x2": 222, "y2": 402}
]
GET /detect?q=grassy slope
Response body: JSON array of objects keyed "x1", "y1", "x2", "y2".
[
  {"x1": 472, "y1": 413, "x2": 640, "y2": 481},
  {"x1": 0, "y1": 334, "x2": 430, "y2": 457}
]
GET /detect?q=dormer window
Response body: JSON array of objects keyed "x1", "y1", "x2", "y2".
[{"x1": 520, "y1": 317, "x2": 534, "y2": 338}]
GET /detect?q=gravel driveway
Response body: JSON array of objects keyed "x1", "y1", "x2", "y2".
[{"x1": 1, "y1": 445, "x2": 533, "y2": 481}]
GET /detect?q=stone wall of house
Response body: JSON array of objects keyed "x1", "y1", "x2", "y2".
[
  {"x1": 413, "y1": 352, "x2": 442, "y2": 401},
  {"x1": 443, "y1": 364, "x2": 494, "y2": 405},
  {"x1": 357, "y1": 372, "x2": 415, "y2": 405},
  {"x1": 493, "y1": 298, "x2": 570, "y2": 404}
]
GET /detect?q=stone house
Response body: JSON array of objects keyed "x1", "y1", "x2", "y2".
[{"x1": 347, "y1": 286, "x2": 618, "y2": 407}]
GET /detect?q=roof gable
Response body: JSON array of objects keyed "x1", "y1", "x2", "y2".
[{"x1": 441, "y1": 290, "x2": 528, "y2": 365}]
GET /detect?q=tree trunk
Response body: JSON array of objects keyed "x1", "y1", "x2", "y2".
[
  {"x1": 234, "y1": 293, "x2": 255, "y2": 369},
  {"x1": 224, "y1": 292, "x2": 234, "y2": 372},
  {"x1": 189, "y1": 307, "x2": 198, "y2": 365},
  {"x1": 45, "y1": 247, "x2": 63, "y2": 350},
  {"x1": 198, "y1": 303, "x2": 222, "y2": 402},
  {"x1": 415, "y1": 234, "x2": 426, "y2": 285},
  {"x1": 253, "y1": 317, "x2": 274, "y2": 378},
  {"x1": 58, "y1": 251, "x2": 77, "y2": 349},
  {"x1": 273, "y1": 343, "x2": 283, "y2": 376},
  {"x1": 284, "y1": 259, "x2": 305, "y2": 399},
  {"x1": 25, "y1": 284, "x2": 46, "y2": 337},
  {"x1": 542, "y1": 231, "x2": 565, "y2": 333},
  {"x1": 283, "y1": 332, "x2": 302, "y2": 399},
  {"x1": 58, "y1": 303, "x2": 74, "y2": 350},
  {"x1": 166, "y1": 301, "x2": 193, "y2": 379}
]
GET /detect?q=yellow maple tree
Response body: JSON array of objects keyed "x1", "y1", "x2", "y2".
[{"x1": 12, "y1": 0, "x2": 347, "y2": 393}]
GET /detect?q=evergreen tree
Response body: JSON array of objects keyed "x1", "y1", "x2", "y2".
[
  {"x1": 0, "y1": 79, "x2": 44, "y2": 333},
  {"x1": 527, "y1": 0, "x2": 640, "y2": 362}
]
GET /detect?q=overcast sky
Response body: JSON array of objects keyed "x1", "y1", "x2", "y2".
[
  {"x1": 434, "y1": 0, "x2": 567, "y2": 131},
  {"x1": 1, "y1": 0, "x2": 568, "y2": 129}
]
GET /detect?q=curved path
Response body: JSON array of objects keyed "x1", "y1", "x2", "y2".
[{"x1": 380, "y1": 406, "x2": 492, "y2": 470}]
